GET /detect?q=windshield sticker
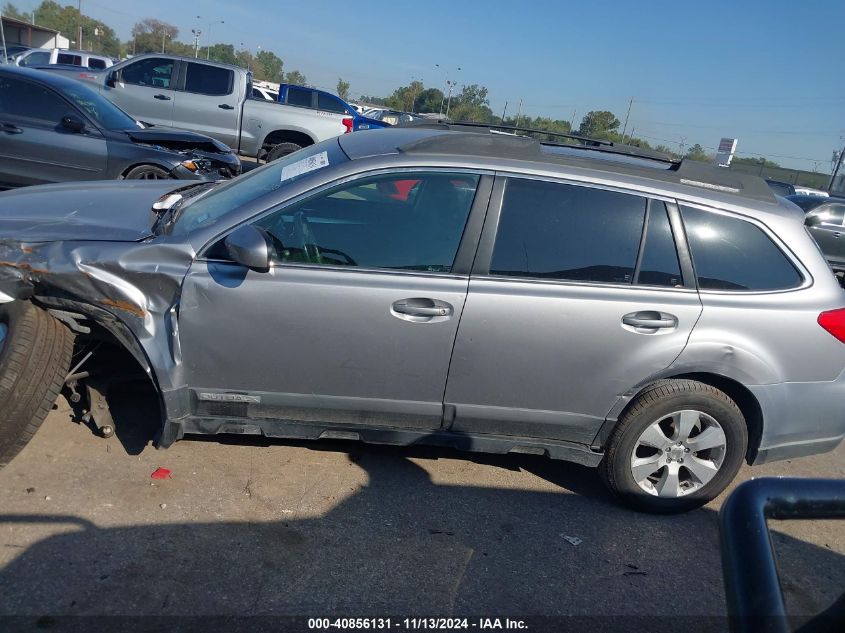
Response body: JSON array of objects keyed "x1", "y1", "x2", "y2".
[{"x1": 280, "y1": 151, "x2": 329, "y2": 182}]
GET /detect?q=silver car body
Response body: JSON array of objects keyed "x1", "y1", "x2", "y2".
[{"x1": 0, "y1": 128, "x2": 843, "y2": 466}]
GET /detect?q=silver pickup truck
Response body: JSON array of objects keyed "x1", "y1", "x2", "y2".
[{"x1": 54, "y1": 54, "x2": 351, "y2": 161}]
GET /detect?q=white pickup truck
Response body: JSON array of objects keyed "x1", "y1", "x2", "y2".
[{"x1": 55, "y1": 54, "x2": 351, "y2": 161}]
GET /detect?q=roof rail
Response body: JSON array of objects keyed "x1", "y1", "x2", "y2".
[{"x1": 397, "y1": 119, "x2": 679, "y2": 164}]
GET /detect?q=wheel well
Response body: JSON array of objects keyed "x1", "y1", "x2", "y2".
[
  {"x1": 606, "y1": 373, "x2": 764, "y2": 464},
  {"x1": 262, "y1": 130, "x2": 314, "y2": 152},
  {"x1": 120, "y1": 162, "x2": 171, "y2": 179}
]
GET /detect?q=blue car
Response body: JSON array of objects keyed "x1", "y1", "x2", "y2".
[{"x1": 277, "y1": 84, "x2": 388, "y2": 132}]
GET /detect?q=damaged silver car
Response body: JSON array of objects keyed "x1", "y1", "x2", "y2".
[
  {"x1": 1, "y1": 125, "x2": 845, "y2": 513},
  {"x1": 0, "y1": 66, "x2": 240, "y2": 187}
]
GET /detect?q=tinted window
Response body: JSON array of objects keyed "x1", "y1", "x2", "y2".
[
  {"x1": 806, "y1": 203, "x2": 845, "y2": 227},
  {"x1": 252, "y1": 172, "x2": 479, "y2": 272},
  {"x1": 317, "y1": 92, "x2": 347, "y2": 114},
  {"x1": 490, "y1": 179, "x2": 646, "y2": 284},
  {"x1": 185, "y1": 63, "x2": 233, "y2": 96},
  {"x1": 0, "y1": 76, "x2": 69, "y2": 122},
  {"x1": 121, "y1": 58, "x2": 174, "y2": 88},
  {"x1": 287, "y1": 87, "x2": 312, "y2": 107},
  {"x1": 637, "y1": 201, "x2": 683, "y2": 287},
  {"x1": 19, "y1": 51, "x2": 50, "y2": 67},
  {"x1": 681, "y1": 205, "x2": 802, "y2": 291},
  {"x1": 57, "y1": 53, "x2": 82, "y2": 65},
  {"x1": 88, "y1": 58, "x2": 107, "y2": 70}
]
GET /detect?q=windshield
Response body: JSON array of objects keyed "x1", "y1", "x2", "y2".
[
  {"x1": 170, "y1": 138, "x2": 348, "y2": 235},
  {"x1": 62, "y1": 82, "x2": 139, "y2": 131}
]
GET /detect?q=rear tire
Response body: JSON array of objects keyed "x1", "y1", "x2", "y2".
[
  {"x1": 600, "y1": 379, "x2": 747, "y2": 514},
  {"x1": 0, "y1": 302, "x2": 74, "y2": 469},
  {"x1": 124, "y1": 165, "x2": 171, "y2": 180},
  {"x1": 266, "y1": 142, "x2": 303, "y2": 162}
]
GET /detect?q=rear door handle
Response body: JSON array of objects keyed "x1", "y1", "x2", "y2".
[
  {"x1": 218, "y1": 103, "x2": 235, "y2": 110},
  {"x1": 1, "y1": 123, "x2": 22, "y2": 134},
  {"x1": 154, "y1": 94, "x2": 171, "y2": 100},
  {"x1": 622, "y1": 311, "x2": 678, "y2": 330},
  {"x1": 392, "y1": 298, "x2": 453, "y2": 318}
]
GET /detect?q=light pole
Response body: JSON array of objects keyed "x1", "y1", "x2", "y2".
[
  {"x1": 191, "y1": 28, "x2": 202, "y2": 58},
  {"x1": 197, "y1": 16, "x2": 224, "y2": 60},
  {"x1": 435, "y1": 64, "x2": 461, "y2": 116}
]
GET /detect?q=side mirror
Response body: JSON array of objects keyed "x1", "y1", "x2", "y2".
[
  {"x1": 105, "y1": 70, "x2": 117, "y2": 87},
  {"x1": 805, "y1": 214, "x2": 823, "y2": 227},
  {"x1": 224, "y1": 225, "x2": 272, "y2": 272},
  {"x1": 61, "y1": 115, "x2": 86, "y2": 133}
]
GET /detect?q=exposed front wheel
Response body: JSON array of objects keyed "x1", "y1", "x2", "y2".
[
  {"x1": 265, "y1": 142, "x2": 304, "y2": 163},
  {"x1": 601, "y1": 379, "x2": 748, "y2": 513},
  {"x1": 124, "y1": 165, "x2": 172, "y2": 180},
  {"x1": 0, "y1": 302, "x2": 74, "y2": 469}
]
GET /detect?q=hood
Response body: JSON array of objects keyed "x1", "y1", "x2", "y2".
[
  {"x1": 125, "y1": 128, "x2": 232, "y2": 154},
  {"x1": 0, "y1": 180, "x2": 188, "y2": 242}
]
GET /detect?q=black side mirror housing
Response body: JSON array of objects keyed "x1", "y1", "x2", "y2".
[
  {"x1": 105, "y1": 70, "x2": 117, "y2": 88},
  {"x1": 224, "y1": 225, "x2": 272, "y2": 272},
  {"x1": 805, "y1": 214, "x2": 822, "y2": 227},
  {"x1": 61, "y1": 116, "x2": 86, "y2": 133}
]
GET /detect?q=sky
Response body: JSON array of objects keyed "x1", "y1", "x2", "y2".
[{"x1": 14, "y1": 0, "x2": 845, "y2": 171}]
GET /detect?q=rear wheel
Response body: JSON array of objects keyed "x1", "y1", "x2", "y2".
[
  {"x1": 124, "y1": 165, "x2": 171, "y2": 180},
  {"x1": 265, "y1": 142, "x2": 303, "y2": 162},
  {"x1": 0, "y1": 302, "x2": 74, "y2": 469},
  {"x1": 601, "y1": 379, "x2": 748, "y2": 513}
]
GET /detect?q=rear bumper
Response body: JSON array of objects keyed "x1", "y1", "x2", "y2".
[{"x1": 749, "y1": 378, "x2": 845, "y2": 465}]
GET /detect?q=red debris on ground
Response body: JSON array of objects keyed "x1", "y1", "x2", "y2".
[{"x1": 150, "y1": 467, "x2": 172, "y2": 480}]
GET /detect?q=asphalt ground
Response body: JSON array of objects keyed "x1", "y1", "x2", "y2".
[{"x1": 0, "y1": 379, "x2": 843, "y2": 633}]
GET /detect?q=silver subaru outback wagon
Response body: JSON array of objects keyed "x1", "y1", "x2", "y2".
[{"x1": 0, "y1": 125, "x2": 843, "y2": 513}]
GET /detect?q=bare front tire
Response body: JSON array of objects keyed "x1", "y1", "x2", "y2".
[
  {"x1": 124, "y1": 165, "x2": 171, "y2": 180},
  {"x1": 0, "y1": 302, "x2": 74, "y2": 469},
  {"x1": 266, "y1": 142, "x2": 303, "y2": 162},
  {"x1": 601, "y1": 379, "x2": 748, "y2": 514}
]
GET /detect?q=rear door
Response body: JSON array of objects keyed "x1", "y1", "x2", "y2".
[
  {"x1": 445, "y1": 176, "x2": 702, "y2": 444},
  {"x1": 106, "y1": 56, "x2": 176, "y2": 127},
  {"x1": 171, "y1": 61, "x2": 240, "y2": 148},
  {"x1": 0, "y1": 75, "x2": 107, "y2": 186}
]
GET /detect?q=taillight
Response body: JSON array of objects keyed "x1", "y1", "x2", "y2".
[
  {"x1": 818, "y1": 308, "x2": 845, "y2": 343},
  {"x1": 342, "y1": 118, "x2": 354, "y2": 134}
]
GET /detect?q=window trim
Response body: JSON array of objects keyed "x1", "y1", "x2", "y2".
[
  {"x1": 197, "y1": 167, "x2": 494, "y2": 277},
  {"x1": 677, "y1": 201, "x2": 811, "y2": 295},
  {"x1": 473, "y1": 173, "x2": 696, "y2": 293}
]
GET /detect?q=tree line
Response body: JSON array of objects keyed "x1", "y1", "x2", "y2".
[{"x1": 4, "y1": 1, "x2": 783, "y2": 167}]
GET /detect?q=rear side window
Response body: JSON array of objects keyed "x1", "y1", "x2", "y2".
[
  {"x1": 317, "y1": 92, "x2": 347, "y2": 114},
  {"x1": 490, "y1": 178, "x2": 647, "y2": 284},
  {"x1": 637, "y1": 201, "x2": 683, "y2": 287},
  {"x1": 185, "y1": 63, "x2": 233, "y2": 96},
  {"x1": 88, "y1": 58, "x2": 107, "y2": 70},
  {"x1": 57, "y1": 53, "x2": 82, "y2": 66},
  {"x1": 680, "y1": 205, "x2": 802, "y2": 291},
  {"x1": 287, "y1": 87, "x2": 313, "y2": 107}
]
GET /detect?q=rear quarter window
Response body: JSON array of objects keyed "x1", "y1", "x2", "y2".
[{"x1": 680, "y1": 205, "x2": 802, "y2": 291}]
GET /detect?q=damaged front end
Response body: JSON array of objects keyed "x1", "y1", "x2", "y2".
[
  {"x1": 127, "y1": 129, "x2": 242, "y2": 180},
  {"x1": 0, "y1": 235, "x2": 196, "y2": 446}
]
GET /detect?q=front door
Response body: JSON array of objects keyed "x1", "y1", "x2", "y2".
[
  {"x1": 445, "y1": 176, "x2": 702, "y2": 445},
  {"x1": 106, "y1": 57, "x2": 176, "y2": 128},
  {"x1": 178, "y1": 170, "x2": 490, "y2": 429}
]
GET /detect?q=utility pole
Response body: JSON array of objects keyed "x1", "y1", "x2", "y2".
[
  {"x1": 569, "y1": 109, "x2": 577, "y2": 132},
  {"x1": 161, "y1": 28, "x2": 166, "y2": 53},
  {"x1": 77, "y1": 0, "x2": 82, "y2": 51},
  {"x1": 191, "y1": 29, "x2": 202, "y2": 58},
  {"x1": 500, "y1": 101, "x2": 508, "y2": 124},
  {"x1": 515, "y1": 99, "x2": 523, "y2": 128},
  {"x1": 678, "y1": 136, "x2": 687, "y2": 155},
  {"x1": 445, "y1": 80, "x2": 456, "y2": 118},
  {"x1": 620, "y1": 97, "x2": 633, "y2": 142}
]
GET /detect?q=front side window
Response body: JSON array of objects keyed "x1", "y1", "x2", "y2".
[
  {"x1": 251, "y1": 172, "x2": 480, "y2": 272},
  {"x1": 317, "y1": 92, "x2": 348, "y2": 114},
  {"x1": 490, "y1": 178, "x2": 647, "y2": 284},
  {"x1": 19, "y1": 51, "x2": 50, "y2": 67},
  {"x1": 121, "y1": 58, "x2": 174, "y2": 88},
  {"x1": 287, "y1": 87, "x2": 313, "y2": 108},
  {"x1": 680, "y1": 205, "x2": 802, "y2": 291},
  {"x1": 185, "y1": 63, "x2": 233, "y2": 96},
  {"x1": 0, "y1": 76, "x2": 70, "y2": 122}
]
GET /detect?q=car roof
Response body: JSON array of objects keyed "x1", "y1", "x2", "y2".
[
  {"x1": 338, "y1": 127, "x2": 779, "y2": 207},
  {"x1": 0, "y1": 64, "x2": 96, "y2": 91}
]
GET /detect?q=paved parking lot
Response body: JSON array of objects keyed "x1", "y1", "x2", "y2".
[{"x1": 0, "y1": 383, "x2": 843, "y2": 627}]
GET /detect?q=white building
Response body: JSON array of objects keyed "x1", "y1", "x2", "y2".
[{"x1": 1, "y1": 15, "x2": 70, "y2": 50}]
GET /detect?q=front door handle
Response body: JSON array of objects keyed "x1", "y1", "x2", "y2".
[
  {"x1": 622, "y1": 311, "x2": 678, "y2": 330},
  {"x1": 218, "y1": 103, "x2": 235, "y2": 110},
  {"x1": 0, "y1": 122, "x2": 22, "y2": 134},
  {"x1": 832, "y1": 232, "x2": 842, "y2": 239},
  {"x1": 392, "y1": 298, "x2": 453, "y2": 318},
  {"x1": 154, "y1": 94, "x2": 171, "y2": 100}
]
